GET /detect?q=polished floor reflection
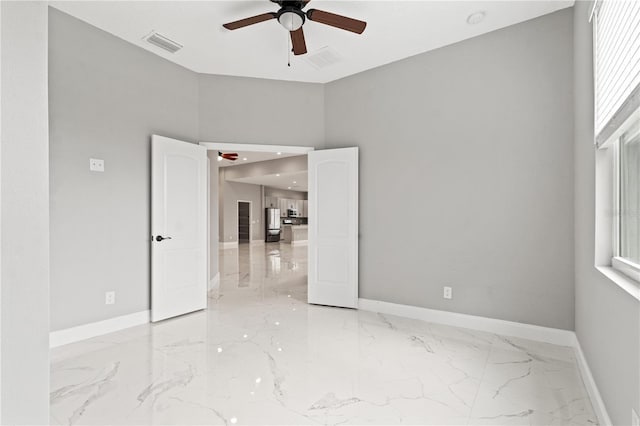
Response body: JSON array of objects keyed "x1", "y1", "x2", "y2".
[{"x1": 50, "y1": 243, "x2": 597, "y2": 425}]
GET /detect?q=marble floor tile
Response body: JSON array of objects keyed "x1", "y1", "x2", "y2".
[{"x1": 50, "y1": 242, "x2": 597, "y2": 425}]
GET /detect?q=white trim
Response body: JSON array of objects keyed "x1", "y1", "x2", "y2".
[
  {"x1": 208, "y1": 272, "x2": 220, "y2": 292},
  {"x1": 573, "y1": 336, "x2": 613, "y2": 426},
  {"x1": 290, "y1": 240, "x2": 308, "y2": 246},
  {"x1": 220, "y1": 241, "x2": 238, "y2": 249},
  {"x1": 49, "y1": 311, "x2": 150, "y2": 348},
  {"x1": 596, "y1": 266, "x2": 640, "y2": 301},
  {"x1": 358, "y1": 299, "x2": 575, "y2": 346},
  {"x1": 199, "y1": 142, "x2": 314, "y2": 155},
  {"x1": 250, "y1": 239, "x2": 265, "y2": 245}
]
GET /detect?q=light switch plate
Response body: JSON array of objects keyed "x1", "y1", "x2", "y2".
[
  {"x1": 90, "y1": 158, "x2": 104, "y2": 172},
  {"x1": 105, "y1": 291, "x2": 115, "y2": 305}
]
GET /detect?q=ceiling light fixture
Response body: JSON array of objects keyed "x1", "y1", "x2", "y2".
[
  {"x1": 277, "y1": 152, "x2": 282, "y2": 155},
  {"x1": 467, "y1": 11, "x2": 486, "y2": 25},
  {"x1": 288, "y1": 187, "x2": 292, "y2": 189},
  {"x1": 277, "y1": 8, "x2": 305, "y2": 31},
  {"x1": 276, "y1": 174, "x2": 280, "y2": 177},
  {"x1": 217, "y1": 156, "x2": 223, "y2": 162},
  {"x1": 243, "y1": 157, "x2": 248, "y2": 161},
  {"x1": 293, "y1": 181, "x2": 297, "y2": 184}
]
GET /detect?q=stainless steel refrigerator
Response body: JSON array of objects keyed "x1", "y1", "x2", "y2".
[{"x1": 265, "y1": 208, "x2": 281, "y2": 242}]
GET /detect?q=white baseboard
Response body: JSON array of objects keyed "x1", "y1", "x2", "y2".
[
  {"x1": 358, "y1": 298, "x2": 610, "y2": 426},
  {"x1": 573, "y1": 337, "x2": 612, "y2": 426},
  {"x1": 358, "y1": 299, "x2": 575, "y2": 346},
  {"x1": 250, "y1": 239, "x2": 265, "y2": 245},
  {"x1": 208, "y1": 272, "x2": 220, "y2": 292},
  {"x1": 290, "y1": 240, "x2": 308, "y2": 246},
  {"x1": 220, "y1": 241, "x2": 238, "y2": 249},
  {"x1": 50, "y1": 310, "x2": 150, "y2": 348}
]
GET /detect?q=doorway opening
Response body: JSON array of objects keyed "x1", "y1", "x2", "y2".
[
  {"x1": 208, "y1": 143, "x2": 312, "y2": 305},
  {"x1": 237, "y1": 201, "x2": 251, "y2": 244},
  {"x1": 150, "y1": 137, "x2": 359, "y2": 323}
]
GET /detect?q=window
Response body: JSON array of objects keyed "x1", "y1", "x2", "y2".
[
  {"x1": 609, "y1": 113, "x2": 640, "y2": 281},
  {"x1": 593, "y1": 0, "x2": 640, "y2": 284}
]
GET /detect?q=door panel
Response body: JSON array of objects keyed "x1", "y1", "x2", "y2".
[
  {"x1": 308, "y1": 147, "x2": 358, "y2": 308},
  {"x1": 151, "y1": 135, "x2": 207, "y2": 322}
]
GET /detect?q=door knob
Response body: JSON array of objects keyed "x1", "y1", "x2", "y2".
[{"x1": 155, "y1": 235, "x2": 172, "y2": 242}]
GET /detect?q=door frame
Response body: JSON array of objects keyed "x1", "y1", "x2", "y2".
[{"x1": 237, "y1": 200, "x2": 252, "y2": 244}]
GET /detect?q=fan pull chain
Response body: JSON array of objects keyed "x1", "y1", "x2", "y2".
[{"x1": 287, "y1": 31, "x2": 291, "y2": 67}]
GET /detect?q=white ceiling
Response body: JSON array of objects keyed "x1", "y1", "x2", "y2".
[
  {"x1": 50, "y1": 0, "x2": 573, "y2": 84},
  {"x1": 217, "y1": 150, "x2": 300, "y2": 167},
  {"x1": 228, "y1": 170, "x2": 308, "y2": 191}
]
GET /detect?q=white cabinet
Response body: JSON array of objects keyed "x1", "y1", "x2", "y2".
[
  {"x1": 265, "y1": 196, "x2": 278, "y2": 209},
  {"x1": 279, "y1": 198, "x2": 287, "y2": 217},
  {"x1": 267, "y1": 197, "x2": 309, "y2": 217}
]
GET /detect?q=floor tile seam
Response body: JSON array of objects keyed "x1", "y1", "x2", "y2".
[{"x1": 466, "y1": 334, "x2": 496, "y2": 424}]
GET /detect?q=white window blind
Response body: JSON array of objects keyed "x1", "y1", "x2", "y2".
[{"x1": 593, "y1": 0, "x2": 640, "y2": 146}]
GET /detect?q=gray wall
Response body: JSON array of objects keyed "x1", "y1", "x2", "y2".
[
  {"x1": 49, "y1": 9, "x2": 200, "y2": 330},
  {"x1": 573, "y1": 3, "x2": 640, "y2": 425},
  {"x1": 49, "y1": 9, "x2": 326, "y2": 330},
  {"x1": 1, "y1": 2, "x2": 50, "y2": 423},
  {"x1": 325, "y1": 9, "x2": 575, "y2": 330},
  {"x1": 224, "y1": 155, "x2": 308, "y2": 180},
  {"x1": 265, "y1": 187, "x2": 307, "y2": 200},
  {"x1": 198, "y1": 74, "x2": 325, "y2": 148},
  {"x1": 219, "y1": 170, "x2": 263, "y2": 243}
]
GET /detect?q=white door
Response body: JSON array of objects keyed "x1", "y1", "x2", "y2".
[
  {"x1": 151, "y1": 135, "x2": 208, "y2": 322},
  {"x1": 308, "y1": 147, "x2": 359, "y2": 308}
]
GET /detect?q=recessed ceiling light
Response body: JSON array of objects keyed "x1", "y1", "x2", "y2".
[
  {"x1": 277, "y1": 152, "x2": 282, "y2": 155},
  {"x1": 276, "y1": 174, "x2": 280, "y2": 177},
  {"x1": 467, "y1": 11, "x2": 486, "y2": 25},
  {"x1": 243, "y1": 157, "x2": 248, "y2": 161},
  {"x1": 293, "y1": 181, "x2": 297, "y2": 184},
  {"x1": 288, "y1": 187, "x2": 292, "y2": 189}
]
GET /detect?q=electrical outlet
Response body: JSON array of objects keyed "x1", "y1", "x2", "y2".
[
  {"x1": 443, "y1": 286, "x2": 453, "y2": 300},
  {"x1": 89, "y1": 158, "x2": 104, "y2": 172},
  {"x1": 632, "y1": 409, "x2": 639, "y2": 426},
  {"x1": 105, "y1": 291, "x2": 115, "y2": 305}
]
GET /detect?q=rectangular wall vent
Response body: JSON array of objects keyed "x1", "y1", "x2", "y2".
[
  {"x1": 305, "y1": 47, "x2": 342, "y2": 70},
  {"x1": 144, "y1": 31, "x2": 183, "y2": 54}
]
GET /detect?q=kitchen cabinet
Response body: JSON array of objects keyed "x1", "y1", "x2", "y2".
[
  {"x1": 279, "y1": 198, "x2": 287, "y2": 217},
  {"x1": 266, "y1": 197, "x2": 309, "y2": 217},
  {"x1": 265, "y1": 196, "x2": 278, "y2": 209}
]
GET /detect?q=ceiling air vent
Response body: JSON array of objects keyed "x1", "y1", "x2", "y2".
[
  {"x1": 305, "y1": 47, "x2": 342, "y2": 70},
  {"x1": 144, "y1": 31, "x2": 183, "y2": 54}
]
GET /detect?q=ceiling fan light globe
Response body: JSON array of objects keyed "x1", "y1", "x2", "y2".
[{"x1": 278, "y1": 11, "x2": 303, "y2": 31}]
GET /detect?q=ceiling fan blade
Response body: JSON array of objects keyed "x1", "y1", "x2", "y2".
[
  {"x1": 223, "y1": 13, "x2": 276, "y2": 30},
  {"x1": 306, "y1": 9, "x2": 367, "y2": 34},
  {"x1": 219, "y1": 152, "x2": 239, "y2": 161},
  {"x1": 290, "y1": 27, "x2": 307, "y2": 56}
]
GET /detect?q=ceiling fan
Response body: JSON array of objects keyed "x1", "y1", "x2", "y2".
[
  {"x1": 222, "y1": 0, "x2": 367, "y2": 56},
  {"x1": 218, "y1": 151, "x2": 238, "y2": 161}
]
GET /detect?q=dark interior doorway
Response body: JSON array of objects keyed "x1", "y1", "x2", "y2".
[{"x1": 238, "y1": 201, "x2": 250, "y2": 244}]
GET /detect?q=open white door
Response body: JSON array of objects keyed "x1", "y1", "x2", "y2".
[
  {"x1": 151, "y1": 135, "x2": 208, "y2": 322},
  {"x1": 308, "y1": 147, "x2": 359, "y2": 308}
]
